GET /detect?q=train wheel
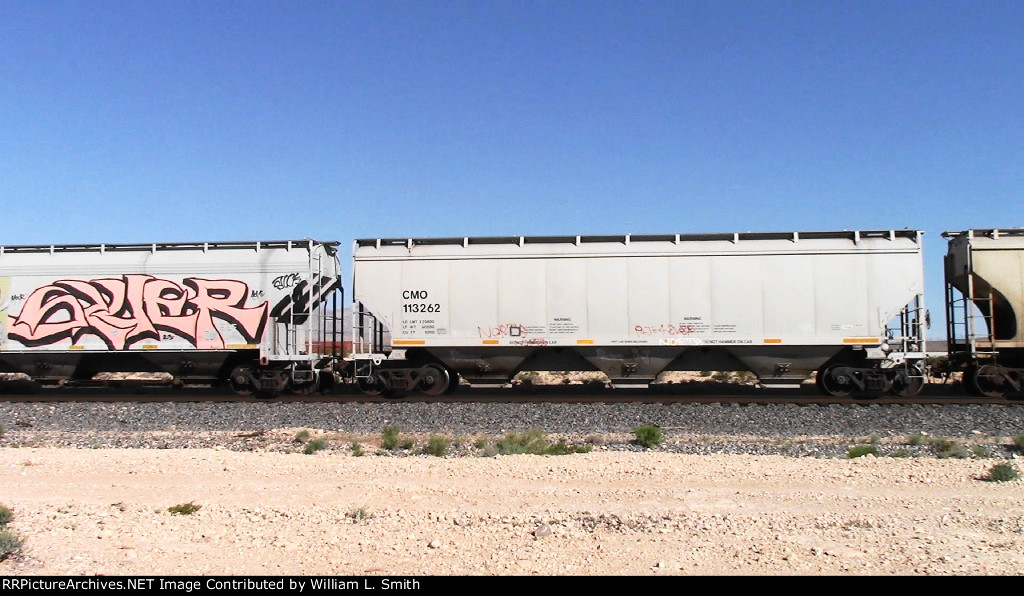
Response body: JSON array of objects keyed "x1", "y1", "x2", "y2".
[
  {"x1": 357, "y1": 377, "x2": 384, "y2": 396},
  {"x1": 894, "y1": 363, "x2": 925, "y2": 397},
  {"x1": 228, "y1": 365, "x2": 254, "y2": 396},
  {"x1": 290, "y1": 375, "x2": 321, "y2": 396},
  {"x1": 967, "y1": 364, "x2": 1005, "y2": 398},
  {"x1": 817, "y1": 364, "x2": 853, "y2": 397},
  {"x1": 417, "y1": 365, "x2": 451, "y2": 396}
]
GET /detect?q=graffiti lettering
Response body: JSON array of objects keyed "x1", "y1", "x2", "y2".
[
  {"x1": 633, "y1": 324, "x2": 696, "y2": 336},
  {"x1": 272, "y1": 273, "x2": 302, "y2": 291},
  {"x1": 478, "y1": 323, "x2": 527, "y2": 339},
  {"x1": 8, "y1": 275, "x2": 269, "y2": 350},
  {"x1": 509, "y1": 338, "x2": 549, "y2": 346},
  {"x1": 270, "y1": 276, "x2": 340, "y2": 325}
]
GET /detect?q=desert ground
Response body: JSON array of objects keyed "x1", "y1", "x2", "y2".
[{"x1": 1, "y1": 444, "x2": 1022, "y2": 576}]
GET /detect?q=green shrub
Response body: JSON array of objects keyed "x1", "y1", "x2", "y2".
[
  {"x1": 381, "y1": 426, "x2": 400, "y2": 450},
  {"x1": 908, "y1": 433, "x2": 925, "y2": 445},
  {"x1": 293, "y1": 429, "x2": 311, "y2": 443},
  {"x1": 491, "y1": 429, "x2": 592, "y2": 456},
  {"x1": 0, "y1": 529, "x2": 24, "y2": 560},
  {"x1": 400, "y1": 438, "x2": 415, "y2": 450},
  {"x1": 425, "y1": 435, "x2": 451, "y2": 457},
  {"x1": 847, "y1": 445, "x2": 878, "y2": 458},
  {"x1": 634, "y1": 425, "x2": 664, "y2": 449},
  {"x1": 987, "y1": 462, "x2": 1021, "y2": 482},
  {"x1": 545, "y1": 439, "x2": 593, "y2": 455},
  {"x1": 890, "y1": 448, "x2": 911, "y2": 458},
  {"x1": 928, "y1": 438, "x2": 969, "y2": 459},
  {"x1": 351, "y1": 442, "x2": 365, "y2": 457},
  {"x1": 496, "y1": 429, "x2": 549, "y2": 455},
  {"x1": 168, "y1": 501, "x2": 201, "y2": 515},
  {"x1": 303, "y1": 438, "x2": 328, "y2": 454},
  {"x1": 0, "y1": 505, "x2": 13, "y2": 527}
]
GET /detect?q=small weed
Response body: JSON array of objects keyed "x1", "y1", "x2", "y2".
[
  {"x1": 890, "y1": 448, "x2": 911, "y2": 458},
  {"x1": 928, "y1": 438, "x2": 969, "y2": 459},
  {"x1": 847, "y1": 445, "x2": 878, "y2": 458},
  {"x1": 347, "y1": 507, "x2": 373, "y2": 521},
  {"x1": 474, "y1": 437, "x2": 488, "y2": 450},
  {"x1": 400, "y1": 438, "x2": 415, "y2": 450},
  {"x1": 1015, "y1": 435, "x2": 1024, "y2": 451},
  {"x1": 634, "y1": 425, "x2": 664, "y2": 449},
  {"x1": 907, "y1": 433, "x2": 925, "y2": 445},
  {"x1": 0, "y1": 506, "x2": 12, "y2": 527},
  {"x1": 303, "y1": 438, "x2": 328, "y2": 455},
  {"x1": 293, "y1": 429, "x2": 311, "y2": 443},
  {"x1": 425, "y1": 435, "x2": 451, "y2": 457},
  {"x1": 496, "y1": 429, "x2": 548, "y2": 455},
  {"x1": 546, "y1": 440, "x2": 592, "y2": 455},
  {"x1": 986, "y1": 462, "x2": 1021, "y2": 482},
  {"x1": 351, "y1": 442, "x2": 365, "y2": 457},
  {"x1": 167, "y1": 502, "x2": 201, "y2": 516},
  {"x1": 0, "y1": 529, "x2": 24, "y2": 561},
  {"x1": 868, "y1": 433, "x2": 882, "y2": 445},
  {"x1": 972, "y1": 445, "x2": 991, "y2": 458},
  {"x1": 381, "y1": 426, "x2": 400, "y2": 450}
]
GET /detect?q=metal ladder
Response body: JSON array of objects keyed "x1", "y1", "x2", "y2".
[
  {"x1": 945, "y1": 267, "x2": 997, "y2": 365},
  {"x1": 351, "y1": 301, "x2": 387, "y2": 356}
]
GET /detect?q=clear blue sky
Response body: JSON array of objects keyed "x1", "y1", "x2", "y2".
[{"x1": 2, "y1": 1, "x2": 1022, "y2": 338}]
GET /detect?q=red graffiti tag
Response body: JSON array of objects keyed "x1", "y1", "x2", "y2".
[
  {"x1": 8, "y1": 275, "x2": 269, "y2": 350},
  {"x1": 477, "y1": 323, "x2": 528, "y2": 339}
]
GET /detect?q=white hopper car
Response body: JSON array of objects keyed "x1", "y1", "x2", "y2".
[
  {"x1": 0, "y1": 240, "x2": 342, "y2": 396},
  {"x1": 350, "y1": 230, "x2": 929, "y2": 397}
]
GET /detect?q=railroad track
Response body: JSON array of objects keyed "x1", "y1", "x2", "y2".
[{"x1": 0, "y1": 381, "x2": 1015, "y2": 405}]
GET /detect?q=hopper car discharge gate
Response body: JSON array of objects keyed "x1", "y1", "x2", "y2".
[{"x1": 349, "y1": 231, "x2": 929, "y2": 398}]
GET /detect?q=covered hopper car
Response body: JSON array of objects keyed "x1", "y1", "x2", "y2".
[
  {"x1": 0, "y1": 240, "x2": 342, "y2": 396},
  {"x1": 350, "y1": 230, "x2": 929, "y2": 397},
  {"x1": 945, "y1": 228, "x2": 1024, "y2": 397}
]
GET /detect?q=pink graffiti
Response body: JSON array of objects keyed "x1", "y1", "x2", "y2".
[{"x1": 9, "y1": 275, "x2": 269, "y2": 350}]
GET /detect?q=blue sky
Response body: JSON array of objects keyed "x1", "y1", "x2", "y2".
[{"x1": 2, "y1": 1, "x2": 1022, "y2": 337}]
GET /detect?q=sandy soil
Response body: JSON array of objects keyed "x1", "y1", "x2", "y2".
[{"x1": 1, "y1": 445, "x2": 1022, "y2": 576}]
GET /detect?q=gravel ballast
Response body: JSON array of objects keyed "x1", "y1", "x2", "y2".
[{"x1": 1, "y1": 401, "x2": 1023, "y2": 457}]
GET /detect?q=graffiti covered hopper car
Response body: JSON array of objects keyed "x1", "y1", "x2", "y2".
[{"x1": 0, "y1": 240, "x2": 342, "y2": 396}]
